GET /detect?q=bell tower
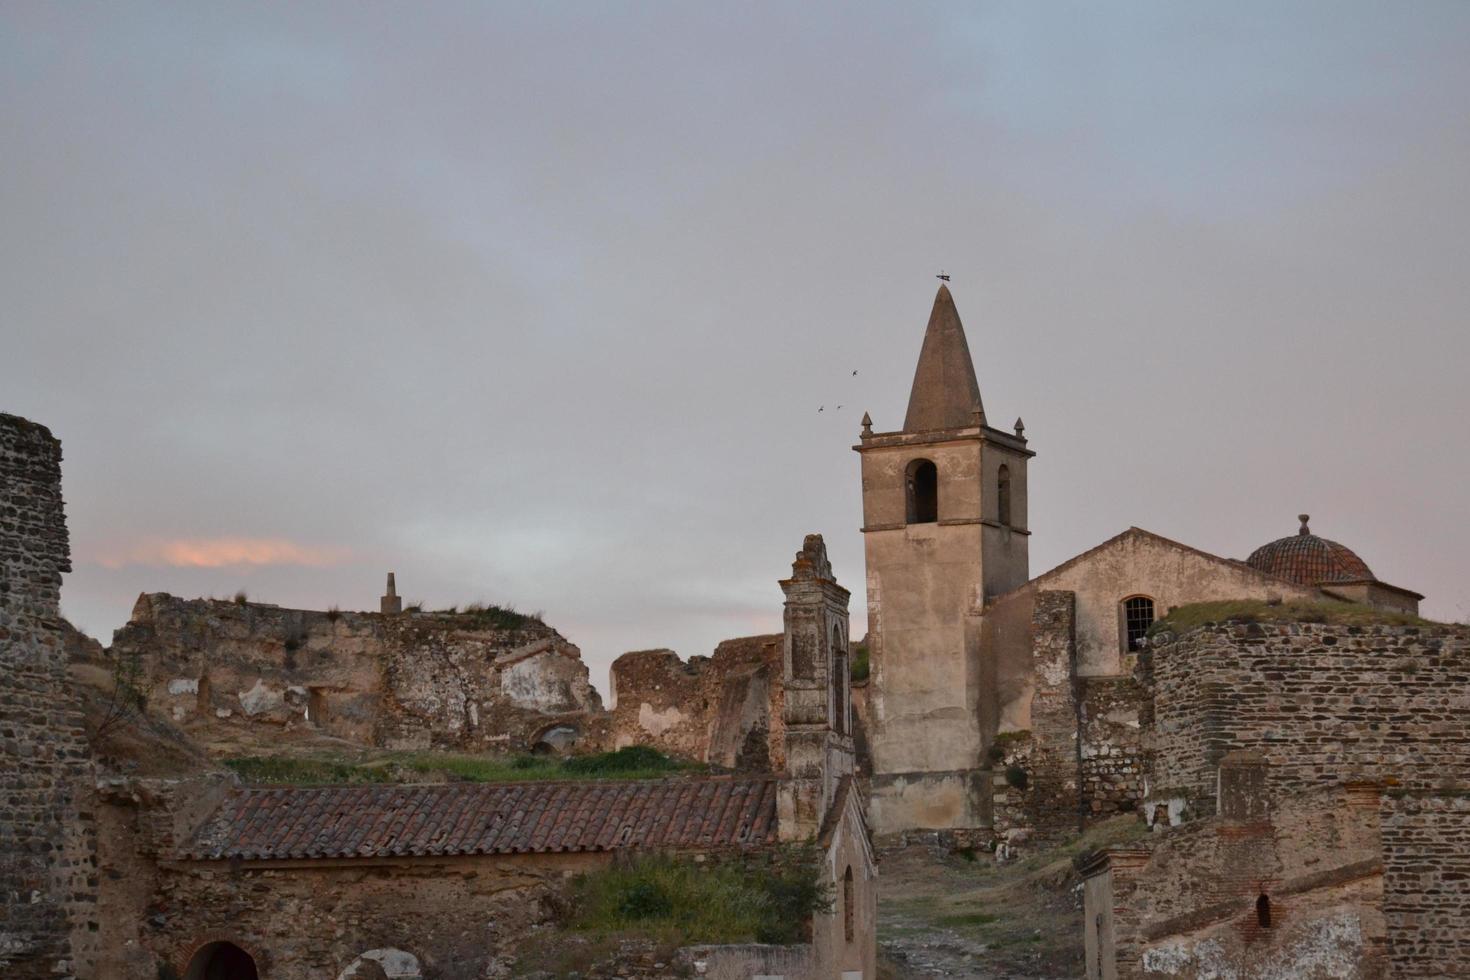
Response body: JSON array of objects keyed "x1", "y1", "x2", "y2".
[{"x1": 854, "y1": 284, "x2": 1033, "y2": 832}]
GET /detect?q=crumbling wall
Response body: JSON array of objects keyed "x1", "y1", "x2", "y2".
[
  {"x1": 1087, "y1": 783, "x2": 1386, "y2": 980},
  {"x1": 1079, "y1": 676, "x2": 1143, "y2": 822},
  {"x1": 145, "y1": 853, "x2": 588, "y2": 980},
  {"x1": 1380, "y1": 790, "x2": 1470, "y2": 977},
  {"x1": 1142, "y1": 621, "x2": 1470, "y2": 811},
  {"x1": 0, "y1": 413, "x2": 97, "y2": 979},
  {"x1": 608, "y1": 634, "x2": 782, "y2": 769},
  {"x1": 985, "y1": 590, "x2": 1078, "y2": 839},
  {"x1": 111, "y1": 595, "x2": 607, "y2": 755}
]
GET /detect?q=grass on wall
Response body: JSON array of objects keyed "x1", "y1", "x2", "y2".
[
  {"x1": 1148, "y1": 599, "x2": 1437, "y2": 638},
  {"x1": 223, "y1": 746, "x2": 699, "y2": 785}
]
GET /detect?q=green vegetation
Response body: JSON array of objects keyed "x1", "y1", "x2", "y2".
[
  {"x1": 567, "y1": 849, "x2": 830, "y2": 945},
  {"x1": 1149, "y1": 599, "x2": 1435, "y2": 638},
  {"x1": 223, "y1": 746, "x2": 701, "y2": 786},
  {"x1": 427, "y1": 601, "x2": 543, "y2": 630},
  {"x1": 1004, "y1": 765, "x2": 1029, "y2": 790},
  {"x1": 938, "y1": 910, "x2": 998, "y2": 927},
  {"x1": 562, "y1": 745, "x2": 683, "y2": 776},
  {"x1": 850, "y1": 642, "x2": 870, "y2": 682}
]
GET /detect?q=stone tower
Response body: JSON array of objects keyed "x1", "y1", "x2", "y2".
[
  {"x1": 854, "y1": 285, "x2": 1033, "y2": 832},
  {"x1": 778, "y1": 533, "x2": 855, "y2": 840},
  {"x1": 0, "y1": 413, "x2": 96, "y2": 978}
]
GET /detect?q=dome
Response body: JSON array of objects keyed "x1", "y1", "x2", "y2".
[{"x1": 1246, "y1": 514, "x2": 1375, "y2": 586}]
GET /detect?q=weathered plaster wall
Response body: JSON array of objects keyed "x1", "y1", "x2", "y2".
[
  {"x1": 111, "y1": 596, "x2": 607, "y2": 754},
  {"x1": 607, "y1": 634, "x2": 783, "y2": 769},
  {"x1": 1380, "y1": 790, "x2": 1470, "y2": 977},
  {"x1": 1142, "y1": 621, "x2": 1470, "y2": 810},
  {"x1": 0, "y1": 413, "x2": 97, "y2": 979},
  {"x1": 1029, "y1": 529, "x2": 1318, "y2": 677},
  {"x1": 811, "y1": 790, "x2": 878, "y2": 980},
  {"x1": 1087, "y1": 784, "x2": 1386, "y2": 980}
]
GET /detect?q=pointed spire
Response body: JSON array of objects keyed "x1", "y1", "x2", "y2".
[
  {"x1": 860, "y1": 411, "x2": 873, "y2": 439},
  {"x1": 903, "y1": 284, "x2": 985, "y2": 432}
]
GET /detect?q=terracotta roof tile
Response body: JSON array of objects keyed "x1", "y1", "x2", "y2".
[
  {"x1": 1247, "y1": 518, "x2": 1376, "y2": 586},
  {"x1": 184, "y1": 778, "x2": 780, "y2": 862}
]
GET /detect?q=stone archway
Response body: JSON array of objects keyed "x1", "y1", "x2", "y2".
[{"x1": 183, "y1": 941, "x2": 259, "y2": 980}]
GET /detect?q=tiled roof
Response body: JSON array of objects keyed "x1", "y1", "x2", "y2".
[
  {"x1": 183, "y1": 778, "x2": 779, "y2": 861},
  {"x1": 1247, "y1": 518, "x2": 1375, "y2": 586}
]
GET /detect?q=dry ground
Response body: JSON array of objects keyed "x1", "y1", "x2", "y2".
[{"x1": 876, "y1": 818, "x2": 1148, "y2": 979}]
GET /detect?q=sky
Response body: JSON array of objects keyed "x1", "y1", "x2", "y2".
[{"x1": 4, "y1": 2, "x2": 1469, "y2": 696}]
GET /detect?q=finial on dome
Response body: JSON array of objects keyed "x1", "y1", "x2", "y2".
[{"x1": 1298, "y1": 514, "x2": 1311, "y2": 536}]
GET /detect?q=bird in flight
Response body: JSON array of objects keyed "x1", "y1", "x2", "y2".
[
  {"x1": 852, "y1": 370, "x2": 858, "y2": 376},
  {"x1": 818, "y1": 406, "x2": 824, "y2": 413},
  {"x1": 937, "y1": 271, "x2": 950, "y2": 282}
]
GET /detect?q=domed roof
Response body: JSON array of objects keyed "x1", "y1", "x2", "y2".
[{"x1": 1246, "y1": 515, "x2": 1375, "y2": 586}]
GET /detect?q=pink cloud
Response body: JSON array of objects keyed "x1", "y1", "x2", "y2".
[{"x1": 92, "y1": 537, "x2": 350, "y2": 569}]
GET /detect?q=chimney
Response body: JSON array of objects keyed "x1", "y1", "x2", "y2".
[{"x1": 380, "y1": 572, "x2": 402, "y2": 615}]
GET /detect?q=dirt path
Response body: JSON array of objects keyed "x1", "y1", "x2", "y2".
[{"x1": 875, "y1": 818, "x2": 1146, "y2": 979}]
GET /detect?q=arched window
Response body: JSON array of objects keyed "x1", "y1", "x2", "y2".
[
  {"x1": 906, "y1": 459, "x2": 938, "y2": 524},
  {"x1": 843, "y1": 866, "x2": 855, "y2": 943},
  {"x1": 1256, "y1": 893, "x2": 1272, "y2": 928},
  {"x1": 1122, "y1": 596, "x2": 1155, "y2": 652},
  {"x1": 185, "y1": 941, "x2": 259, "y2": 980},
  {"x1": 997, "y1": 464, "x2": 1012, "y2": 526},
  {"x1": 831, "y1": 625, "x2": 848, "y2": 736}
]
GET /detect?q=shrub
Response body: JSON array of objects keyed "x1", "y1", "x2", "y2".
[
  {"x1": 568, "y1": 849, "x2": 829, "y2": 946},
  {"x1": 562, "y1": 745, "x2": 681, "y2": 776},
  {"x1": 325, "y1": 605, "x2": 342, "y2": 622},
  {"x1": 850, "y1": 643, "x2": 870, "y2": 682},
  {"x1": 233, "y1": 590, "x2": 248, "y2": 605},
  {"x1": 1005, "y1": 765, "x2": 1029, "y2": 790}
]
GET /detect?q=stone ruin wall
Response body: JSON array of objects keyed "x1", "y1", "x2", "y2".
[
  {"x1": 1079, "y1": 675, "x2": 1144, "y2": 821},
  {"x1": 1142, "y1": 621, "x2": 1470, "y2": 812},
  {"x1": 1379, "y1": 789, "x2": 1470, "y2": 977},
  {"x1": 986, "y1": 589, "x2": 1145, "y2": 840},
  {"x1": 607, "y1": 634, "x2": 785, "y2": 769},
  {"x1": 112, "y1": 590, "x2": 800, "y2": 769},
  {"x1": 1098, "y1": 783, "x2": 1388, "y2": 980},
  {"x1": 0, "y1": 413, "x2": 97, "y2": 979},
  {"x1": 111, "y1": 594, "x2": 609, "y2": 755}
]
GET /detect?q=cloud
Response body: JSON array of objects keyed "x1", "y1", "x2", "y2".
[{"x1": 91, "y1": 537, "x2": 350, "y2": 570}]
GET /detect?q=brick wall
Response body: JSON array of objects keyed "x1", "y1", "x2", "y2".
[
  {"x1": 1380, "y1": 790, "x2": 1470, "y2": 976},
  {"x1": 0, "y1": 413, "x2": 96, "y2": 979},
  {"x1": 1143, "y1": 621, "x2": 1470, "y2": 808}
]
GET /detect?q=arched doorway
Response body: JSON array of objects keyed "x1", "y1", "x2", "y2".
[{"x1": 184, "y1": 941, "x2": 259, "y2": 980}]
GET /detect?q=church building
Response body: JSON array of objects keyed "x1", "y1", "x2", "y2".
[{"x1": 855, "y1": 286, "x2": 1423, "y2": 835}]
